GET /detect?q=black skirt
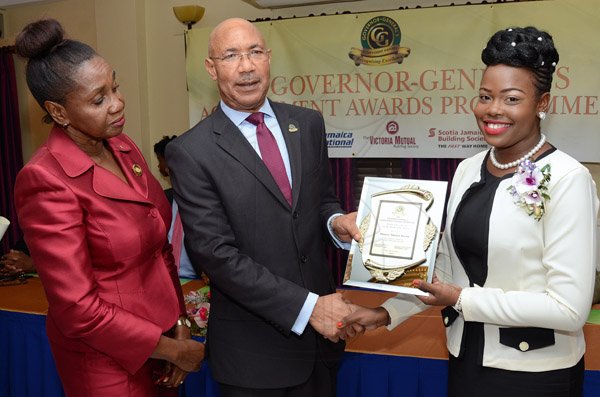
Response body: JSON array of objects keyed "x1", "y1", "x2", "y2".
[{"x1": 447, "y1": 322, "x2": 584, "y2": 397}]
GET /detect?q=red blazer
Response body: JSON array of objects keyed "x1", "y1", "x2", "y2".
[{"x1": 15, "y1": 126, "x2": 185, "y2": 374}]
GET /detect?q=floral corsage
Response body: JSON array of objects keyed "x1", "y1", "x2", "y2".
[
  {"x1": 507, "y1": 159, "x2": 551, "y2": 221},
  {"x1": 184, "y1": 283, "x2": 210, "y2": 337}
]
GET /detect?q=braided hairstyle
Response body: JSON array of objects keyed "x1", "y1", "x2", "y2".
[
  {"x1": 481, "y1": 26, "x2": 559, "y2": 96},
  {"x1": 14, "y1": 19, "x2": 97, "y2": 123}
]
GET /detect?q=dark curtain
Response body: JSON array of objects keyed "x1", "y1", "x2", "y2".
[
  {"x1": 401, "y1": 158, "x2": 463, "y2": 230},
  {"x1": 327, "y1": 158, "x2": 357, "y2": 286},
  {"x1": 0, "y1": 47, "x2": 24, "y2": 252},
  {"x1": 400, "y1": 158, "x2": 462, "y2": 183}
]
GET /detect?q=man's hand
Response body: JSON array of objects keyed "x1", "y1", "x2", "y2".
[
  {"x1": 309, "y1": 293, "x2": 353, "y2": 342},
  {"x1": 338, "y1": 306, "x2": 390, "y2": 340},
  {"x1": 332, "y1": 212, "x2": 361, "y2": 243}
]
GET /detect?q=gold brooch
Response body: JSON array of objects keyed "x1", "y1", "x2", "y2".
[
  {"x1": 288, "y1": 123, "x2": 298, "y2": 133},
  {"x1": 132, "y1": 164, "x2": 143, "y2": 176}
]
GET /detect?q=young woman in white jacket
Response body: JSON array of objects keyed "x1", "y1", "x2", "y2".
[{"x1": 341, "y1": 26, "x2": 599, "y2": 397}]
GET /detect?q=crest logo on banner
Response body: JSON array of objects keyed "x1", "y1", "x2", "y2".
[{"x1": 348, "y1": 16, "x2": 411, "y2": 66}]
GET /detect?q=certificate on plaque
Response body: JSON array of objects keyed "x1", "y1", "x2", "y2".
[{"x1": 343, "y1": 177, "x2": 448, "y2": 296}]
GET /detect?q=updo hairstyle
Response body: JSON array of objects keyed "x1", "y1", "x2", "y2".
[
  {"x1": 15, "y1": 18, "x2": 97, "y2": 123},
  {"x1": 481, "y1": 26, "x2": 559, "y2": 96}
]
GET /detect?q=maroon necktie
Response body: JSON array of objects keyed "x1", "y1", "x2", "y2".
[{"x1": 246, "y1": 112, "x2": 292, "y2": 206}]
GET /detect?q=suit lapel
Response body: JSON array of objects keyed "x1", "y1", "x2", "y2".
[
  {"x1": 107, "y1": 137, "x2": 150, "y2": 200},
  {"x1": 272, "y1": 103, "x2": 302, "y2": 211},
  {"x1": 47, "y1": 126, "x2": 151, "y2": 204},
  {"x1": 212, "y1": 107, "x2": 292, "y2": 209}
]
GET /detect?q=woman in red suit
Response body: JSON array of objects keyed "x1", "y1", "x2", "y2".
[{"x1": 13, "y1": 19, "x2": 204, "y2": 396}]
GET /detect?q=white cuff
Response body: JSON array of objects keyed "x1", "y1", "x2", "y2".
[
  {"x1": 291, "y1": 292, "x2": 319, "y2": 335},
  {"x1": 380, "y1": 294, "x2": 427, "y2": 330},
  {"x1": 327, "y1": 213, "x2": 351, "y2": 250}
]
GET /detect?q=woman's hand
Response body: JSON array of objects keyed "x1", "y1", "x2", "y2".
[
  {"x1": 156, "y1": 322, "x2": 202, "y2": 388},
  {"x1": 171, "y1": 337, "x2": 205, "y2": 372},
  {"x1": 413, "y1": 275, "x2": 462, "y2": 307},
  {"x1": 0, "y1": 250, "x2": 35, "y2": 276},
  {"x1": 151, "y1": 321, "x2": 205, "y2": 387}
]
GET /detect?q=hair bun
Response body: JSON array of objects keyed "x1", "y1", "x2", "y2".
[
  {"x1": 15, "y1": 18, "x2": 65, "y2": 59},
  {"x1": 481, "y1": 26, "x2": 559, "y2": 93},
  {"x1": 482, "y1": 26, "x2": 559, "y2": 72}
]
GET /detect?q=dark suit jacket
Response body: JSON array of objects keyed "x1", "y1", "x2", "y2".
[{"x1": 166, "y1": 101, "x2": 344, "y2": 388}]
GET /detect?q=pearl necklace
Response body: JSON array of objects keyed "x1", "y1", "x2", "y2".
[{"x1": 489, "y1": 134, "x2": 546, "y2": 170}]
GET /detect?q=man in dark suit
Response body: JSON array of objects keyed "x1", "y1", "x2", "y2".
[{"x1": 166, "y1": 17, "x2": 360, "y2": 397}]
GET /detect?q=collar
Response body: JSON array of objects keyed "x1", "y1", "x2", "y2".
[
  {"x1": 219, "y1": 99, "x2": 276, "y2": 128},
  {"x1": 46, "y1": 124, "x2": 132, "y2": 178}
]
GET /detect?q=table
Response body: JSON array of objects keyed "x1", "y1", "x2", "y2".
[{"x1": 1, "y1": 278, "x2": 599, "y2": 396}]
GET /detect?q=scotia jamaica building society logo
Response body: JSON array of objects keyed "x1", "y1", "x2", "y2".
[{"x1": 348, "y1": 16, "x2": 410, "y2": 66}]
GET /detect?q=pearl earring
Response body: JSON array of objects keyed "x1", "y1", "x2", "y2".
[{"x1": 537, "y1": 111, "x2": 547, "y2": 120}]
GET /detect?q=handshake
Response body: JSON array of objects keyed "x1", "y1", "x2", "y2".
[
  {"x1": 308, "y1": 292, "x2": 391, "y2": 342},
  {"x1": 308, "y1": 277, "x2": 462, "y2": 342}
]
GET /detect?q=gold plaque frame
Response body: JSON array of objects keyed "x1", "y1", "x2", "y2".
[{"x1": 343, "y1": 177, "x2": 448, "y2": 296}]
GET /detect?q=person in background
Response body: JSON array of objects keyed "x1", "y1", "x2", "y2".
[
  {"x1": 13, "y1": 19, "x2": 204, "y2": 396},
  {"x1": 166, "y1": 17, "x2": 360, "y2": 397},
  {"x1": 341, "y1": 26, "x2": 599, "y2": 397},
  {"x1": 0, "y1": 238, "x2": 35, "y2": 277},
  {"x1": 154, "y1": 135, "x2": 197, "y2": 279},
  {"x1": 153, "y1": 135, "x2": 177, "y2": 203}
]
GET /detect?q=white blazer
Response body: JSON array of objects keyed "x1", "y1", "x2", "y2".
[{"x1": 383, "y1": 148, "x2": 599, "y2": 372}]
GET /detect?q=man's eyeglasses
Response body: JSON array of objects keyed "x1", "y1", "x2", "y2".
[{"x1": 210, "y1": 49, "x2": 271, "y2": 64}]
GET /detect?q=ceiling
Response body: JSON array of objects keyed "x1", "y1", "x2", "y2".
[
  {"x1": 0, "y1": 0, "x2": 363, "y2": 10},
  {"x1": 244, "y1": 0, "x2": 361, "y2": 8},
  {"x1": 0, "y1": 0, "x2": 54, "y2": 8}
]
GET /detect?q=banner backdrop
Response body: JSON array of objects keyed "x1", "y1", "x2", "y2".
[{"x1": 186, "y1": 0, "x2": 600, "y2": 160}]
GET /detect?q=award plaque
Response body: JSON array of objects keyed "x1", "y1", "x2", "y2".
[
  {"x1": 343, "y1": 177, "x2": 447, "y2": 296},
  {"x1": 0, "y1": 216, "x2": 9, "y2": 242}
]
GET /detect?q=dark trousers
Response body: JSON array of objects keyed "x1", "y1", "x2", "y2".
[{"x1": 218, "y1": 357, "x2": 338, "y2": 397}]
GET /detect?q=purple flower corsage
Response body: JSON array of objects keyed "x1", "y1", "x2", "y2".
[{"x1": 507, "y1": 160, "x2": 551, "y2": 221}]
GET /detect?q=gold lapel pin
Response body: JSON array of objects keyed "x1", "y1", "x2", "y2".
[
  {"x1": 132, "y1": 164, "x2": 143, "y2": 176},
  {"x1": 288, "y1": 123, "x2": 298, "y2": 133}
]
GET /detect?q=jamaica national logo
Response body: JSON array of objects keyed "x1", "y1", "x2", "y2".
[{"x1": 348, "y1": 16, "x2": 410, "y2": 66}]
